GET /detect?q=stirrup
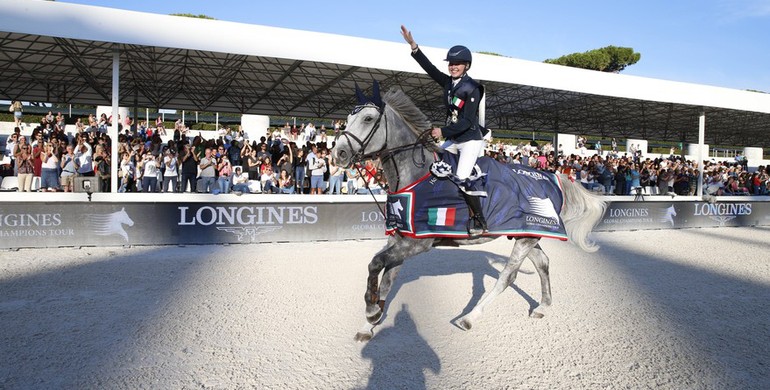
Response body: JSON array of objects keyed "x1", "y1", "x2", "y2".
[{"x1": 467, "y1": 215, "x2": 488, "y2": 237}]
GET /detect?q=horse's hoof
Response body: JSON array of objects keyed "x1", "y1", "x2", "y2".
[
  {"x1": 366, "y1": 309, "x2": 383, "y2": 325},
  {"x1": 458, "y1": 317, "x2": 473, "y2": 331},
  {"x1": 354, "y1": 331, "x2": 373, "y2": 342},
  {"x1": 367, "y1": 312, "x2": 382, "y2": 325},
  {"x1": 366, "y1": 304, "x2": 383, "y2": 324},
  {"x1": 530, "y1": 305, "x2": 549, "y2": 319}
]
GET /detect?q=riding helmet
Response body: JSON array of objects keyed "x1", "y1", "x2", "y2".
[{"x1": 444, "y1": 45, "x2": 472, "y2": 65}]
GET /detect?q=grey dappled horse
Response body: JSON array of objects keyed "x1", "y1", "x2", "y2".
[{"x1": 332, "y1": 86, "x2": 606, "y2": 342}]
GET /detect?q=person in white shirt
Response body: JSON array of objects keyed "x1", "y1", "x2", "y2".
[
  {"x1": 119, "y1": 152, "x2": 136, "y2": 192},
  {"x1": 231, "y1": 166, "x2": 251, "y2": 195},
  {"x1": 4, "y1": 132, "x2": 18, "y2": 163},
  {"x1": 141, "y1": 153, "x2": 159, "y2": 193},
  {"x1": 198, "y1": 147, "x2": 217, "y2": 193},
  {"x1": 305, "y1": 123, "x2": 316, "y2": 143},
  {"x1": 74, "y1": 141, "x2": 94, "y2": 176},
  {"x1": 60, "y1": 145, "x2": 77, "y2": 192},
  {"x1": 260, "y1": 165, "x2": 278, "y2": 194},
  {"x1": 162, "y1": 149, "x2": 179, "y2": 193},
  {"x1": 40, "y1": 143, "x2": 59, "y2": 191},
  {"x1": 306, "y1": 144, "x2": 326, "y2": 194}
]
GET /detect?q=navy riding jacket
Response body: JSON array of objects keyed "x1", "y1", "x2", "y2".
[{"x1": 411, "y1": 48, "x2": 484, "y2": 143}]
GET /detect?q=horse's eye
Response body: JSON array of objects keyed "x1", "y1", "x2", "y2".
[{"x1": 364, "y1": 115, "x2": 373, "y2": 123}]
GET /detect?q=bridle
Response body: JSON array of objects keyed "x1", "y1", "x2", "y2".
[
  {"x1": 336, "y1": 102, "x2": 437, "y2": 217},
  {"x1": 335, "y1": 103, "x2": 387, "y2": 163}
]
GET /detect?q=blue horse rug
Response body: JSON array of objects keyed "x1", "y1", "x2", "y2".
[{"x1": 385, "y1": 154, "x2": 568, "y2": 240}]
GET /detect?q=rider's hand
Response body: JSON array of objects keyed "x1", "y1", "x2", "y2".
[
  {"x1": 400, "y1": 25, "x2": 417, "y2": 50},
  {"x1": 431, "y1": 127, "x2": 442, "y2": 140}
]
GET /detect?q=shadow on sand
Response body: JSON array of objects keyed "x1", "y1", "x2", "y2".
[
  {"x1": 376, "y1": 246, "x2": 539, "y2": 330},
  {"x1": 594, "y1": 229, "x2": 770, "y2": 388},
  {"x1": 0, "y1": 246, "x2": 211, "y2": 389},
  {"x1": 361, "y1": 304, "x2": 440, "y2": 390}
]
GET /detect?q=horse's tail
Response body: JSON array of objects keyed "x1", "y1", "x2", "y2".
[{"x1": 558, "y1": 175, "x2": 607, "y2": 253}]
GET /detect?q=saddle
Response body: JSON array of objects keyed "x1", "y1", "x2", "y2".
[{"x1": 385, "y1": 154, "x2": 568, "y2": 239}]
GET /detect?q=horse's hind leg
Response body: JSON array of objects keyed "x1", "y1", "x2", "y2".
[
  {"x1": 527, "y1": 244, "x2": 552, "y2": 319},
  {"x1": 355, "y1": 236, "x2": 432, "y2": 342},
  {"x1": 457, "y1": 237, "x2": 540, "y2": 331}
]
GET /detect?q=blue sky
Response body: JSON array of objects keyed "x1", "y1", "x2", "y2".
[{"x1": 60, "y1": 0, "x2": 770, "y2": 92}]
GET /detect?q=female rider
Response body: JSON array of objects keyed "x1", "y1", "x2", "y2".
[{"x1": 400, "y1": 25, "x2": 488, "y2": 236}]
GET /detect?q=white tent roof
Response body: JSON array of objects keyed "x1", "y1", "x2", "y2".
[{"x1": 1, "y1": 0, "x2": 769, "y2": 147}]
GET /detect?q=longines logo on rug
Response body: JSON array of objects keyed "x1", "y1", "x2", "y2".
[
  {"x1": 693, "y1": 203, "x2": 751, "y2": 226},
  {"x1": 525, "y1": 197, "x2": 560, "y2": 227},
  {"x1": 87, "y1": 208, "x2": 134, "y2": 242},
  {"x1": 511, "y1": 169, "x2": 548, "y2": 181}
]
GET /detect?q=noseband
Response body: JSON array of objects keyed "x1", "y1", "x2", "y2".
[
  {"x1": 337, "y1": 103, "x2": 435, "y2": 166},
  {"x1": 336, "y1": 103, "x2": 388, "y2": 164}
]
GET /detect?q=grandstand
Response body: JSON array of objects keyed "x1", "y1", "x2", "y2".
[{"x1": 1, "y1": 1, "x2": 769, "y2": 250}]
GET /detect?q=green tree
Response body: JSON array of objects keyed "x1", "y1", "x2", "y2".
[
  {"x1": 477, "y1": 51, "x2": 506, "y2": 57},
  {"x1": 544, "y1": 46, "x2": 640, "y2": 73},
  {"x1": 170, "y1": 13, "x2": 216, "y2": 20}
]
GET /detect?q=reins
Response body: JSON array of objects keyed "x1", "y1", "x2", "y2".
[{"x1": 337, "y1": 103, "x2": 437, "y2": 218}]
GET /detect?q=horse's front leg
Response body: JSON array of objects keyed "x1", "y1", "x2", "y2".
[
  {"x1": 355, "y1": 236, "x2": 432, "y2": 342},
  {"x1": 457, "y1": 237, "x2": 540, "y2": 331}
]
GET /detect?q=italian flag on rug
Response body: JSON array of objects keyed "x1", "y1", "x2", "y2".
[{"x1": 428, "y1": 207, "x2": 456, "y2": 226}]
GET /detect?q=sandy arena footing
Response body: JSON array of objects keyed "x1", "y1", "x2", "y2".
[{"x1": 1, "y1": 227, "x2": 769, "y2": 389}]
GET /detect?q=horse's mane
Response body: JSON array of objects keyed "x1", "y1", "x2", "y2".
[{"x1": 381, "y1": 88, "x2": 433, "y2": 138}]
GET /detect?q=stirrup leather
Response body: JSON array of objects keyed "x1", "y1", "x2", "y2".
[{"x1": 467, "y1": 215, "x2": 488, "y2": 236}]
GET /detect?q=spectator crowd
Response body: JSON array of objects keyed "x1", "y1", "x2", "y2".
[
  {"x1": 486, "y1": 141, "x2": 769, "y2": 196},
  {"x1": 2, "y1": 113, "x2": 768, "y2": 197},
  {"x1": 1, "y1": 117, "x2": 389, "y2": 195}
]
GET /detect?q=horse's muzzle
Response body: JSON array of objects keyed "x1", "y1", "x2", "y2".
[{"x1": 332, "y1": 147, "x2": 351, "y2": 168}]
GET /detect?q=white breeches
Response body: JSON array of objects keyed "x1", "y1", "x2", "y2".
[{"x1": 441, "y1": 139, "x2": 485, "y2": 180}]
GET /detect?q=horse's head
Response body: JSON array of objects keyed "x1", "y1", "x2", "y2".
[
  {"x1": 332, "y1": 82, "x2": 387, "y2": 168},
  {"x1": 660, "y1": 205, "x2": 677, "y2": 226},
  {"x1": 116, "y1": 207, "x2": 135, "y2": 227}
]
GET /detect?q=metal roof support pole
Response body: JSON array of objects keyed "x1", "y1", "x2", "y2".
[
  {"x1": 132, "y1": 89, "x2": 138, "y2": 133},
  {"x1": 110, "y1": 47, "x2": 120, "y2": 194},
  {"x1": 697, "y1": 110, "x2": 705, "y2": 197}
]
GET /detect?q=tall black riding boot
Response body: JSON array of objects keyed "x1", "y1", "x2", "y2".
[{"x1": 462, "y1": 192, "x2": 488, "y2": 236}]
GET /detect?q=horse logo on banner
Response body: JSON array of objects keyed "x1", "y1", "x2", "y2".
[
  {"x1": 659, "y1": 204, "x2": 677, "y2": 227},
  {"x1": 87, "y1": 208, "x2": 134, "y2": 242}
]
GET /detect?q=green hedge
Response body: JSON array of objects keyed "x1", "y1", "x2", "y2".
[{"x1": 0, "y1": 112, "x2": 46, "y2": 124}]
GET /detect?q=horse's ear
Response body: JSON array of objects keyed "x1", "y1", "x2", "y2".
[
  {"x1": 371, "y1": 80, "x2": 384, "y2": 110},
  {"x1": 354, "y1": 83, "x2": 367, "y2": 105}
]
